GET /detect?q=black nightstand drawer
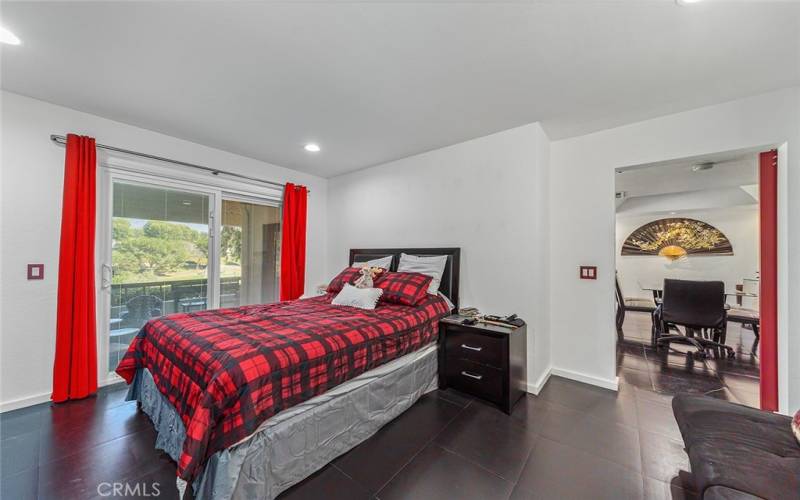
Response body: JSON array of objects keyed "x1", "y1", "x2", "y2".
[
  {"x1": 444, "y1": 327, "x2": 503, "y2": 368},
  {"x1": 445, "y1": 358, "x2": 503, "y2": 403},
  {"x1": 439, "y1": 316, "x2": 527, "y2": 414}
]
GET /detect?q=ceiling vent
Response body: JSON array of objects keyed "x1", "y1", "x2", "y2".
[{"x1": 692, "y1": 162, "x2": 715, "y2": 172}]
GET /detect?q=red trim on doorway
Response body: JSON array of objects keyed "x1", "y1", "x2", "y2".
[{"x1": 759, "y1": 149, "x2": 778, "y2": 411}]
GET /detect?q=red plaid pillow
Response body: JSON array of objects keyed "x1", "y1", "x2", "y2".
[
  {"x1": 327, "y1": 267, "x2": 362, "y2": 293},
  {"x1": 375, "y1": 271, "x2": 433, "y2": 306}
]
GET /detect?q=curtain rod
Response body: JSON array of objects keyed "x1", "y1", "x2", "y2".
[{"x1": 49, "y1": 134, "x2": 309, "y2": 194}]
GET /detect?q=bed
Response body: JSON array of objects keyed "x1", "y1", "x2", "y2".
[{"x1": 116, "y1": 247, "x2": 460, "y2": 499}]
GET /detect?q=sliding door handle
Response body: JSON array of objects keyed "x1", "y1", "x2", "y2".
[{"x1": 101, "y1": 263, "x2": 113, "y2": 290}]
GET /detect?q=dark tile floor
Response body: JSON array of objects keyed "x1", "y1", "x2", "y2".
[
  {"x1": 2, "y1": 312, "x2": 762, "y2": 500},
  {"x1": 618, "y1": 310, "x2": 760, "y2": 408},
  {"x1": 0, "y1": 310, "x2": 763, "y2": 500},
  {"x1": 3, "y1": 370, "x2": 712, "y2": 500}
]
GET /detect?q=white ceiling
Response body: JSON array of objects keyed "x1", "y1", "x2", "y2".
[
  {"x1": 615, "y1": 151, "x2": 759, "y2": 199},
  {"x1": 615, "y1": 151, "x2": 760, "y2": 214},
  {"x1": 2, "y1": 1, "x2": 799, "y2": 177}
]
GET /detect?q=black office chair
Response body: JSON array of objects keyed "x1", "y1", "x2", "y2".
[{"x1": 653, "y1": 279, "x2": 735, "y2": 358}]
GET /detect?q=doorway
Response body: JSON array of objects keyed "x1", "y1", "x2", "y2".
[{"x1": 613, "y1": 149, "x2": 769, "y2": 408}]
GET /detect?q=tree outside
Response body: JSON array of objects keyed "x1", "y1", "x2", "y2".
[{"x1": 112, "y1": 218, "x2": 240, "y2": 284}]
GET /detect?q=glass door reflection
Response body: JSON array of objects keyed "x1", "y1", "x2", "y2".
[{"x1": 219, "y1": 199, "x2": 281, "y2": 307}]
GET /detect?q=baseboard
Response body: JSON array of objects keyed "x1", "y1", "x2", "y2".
[
  {"x1": 526, "y1": 366, "x2": 552, "y2": 395},
  {"x1": 100, "y1": 373, "x2": 124, "y2": 387},
  {"x1": 0, "y1": 391, "x2": 51, "y2": 413},
  {"x1": 0, "y1": 376, "x2": 125, "y2": 413},
  {"x1": 2, "y1": 369, "x2": 617, "y2": 412},
  {"x1": 550, "y1": 367, "x2": 619, "y2": 391}
]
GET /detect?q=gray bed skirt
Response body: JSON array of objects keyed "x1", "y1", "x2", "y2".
[{"x1": 127, "y1": 343, "x2": 439, "y2": 500}]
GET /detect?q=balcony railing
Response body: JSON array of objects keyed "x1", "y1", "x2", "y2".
[
  {"x1": 110, "y1": 276, "x2": 242, "y2": 320},
  {"x1": 108, "y1": 277, "x2": 241, "y2": 371}
]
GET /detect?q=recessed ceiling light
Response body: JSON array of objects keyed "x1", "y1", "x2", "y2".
[
  {"x1": 304, "y1": 143, "x2": 321, "y2": 153},
  {"x1": 676, "y1": 0, "x2": 703, "y2": 5},
  {"x1": 0, "y1": 26, "x2": 21, "y2": 45}
]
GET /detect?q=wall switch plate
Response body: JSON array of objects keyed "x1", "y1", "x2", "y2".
[
  {"x1": 28, "y1": 264, "x2": 44, "y2": 280},
  {"x1": 579, "y1": 266, "x2": 597, "y2": 280}
]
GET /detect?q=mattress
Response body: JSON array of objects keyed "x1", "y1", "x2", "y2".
[
  {"x1": 116, "y1": 293, "x2": 450, "y2": 481},
  {"x1": 129, "y1": 342, "x2": 439, "y2": 500}
]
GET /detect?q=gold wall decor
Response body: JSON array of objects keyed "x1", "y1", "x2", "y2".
[{"x1": 621, "y1": 218, "x2": 733, "y2": 260}]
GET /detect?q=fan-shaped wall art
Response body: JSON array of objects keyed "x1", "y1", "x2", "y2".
[{"x1": 621, "y1": 218, "x2": 733, "y2": 260}]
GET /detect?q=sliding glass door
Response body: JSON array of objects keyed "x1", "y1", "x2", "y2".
[
  {"x1": 101, "y1": 174, "x2": 283, "y2": 378},
  {"x1": 219, "y1": 198, "x2": 281, "y2": 307},
  {"x1": 107, "y1": 181, "x2": 213, "y2": 372}
]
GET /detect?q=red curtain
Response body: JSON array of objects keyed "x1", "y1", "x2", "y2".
[
  {"x1": 759, "y1": 149, "x2": 778, "y2": 411},
  {"x1": 279, "y1": 183, "x2": 308, "y2": 301},
  {"x1": 52, "y1": 134, "x2": 98, "y2": 402}
]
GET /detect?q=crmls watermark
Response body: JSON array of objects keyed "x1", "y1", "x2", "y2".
[{"x1": 97, "y1": 482, "x2": 161, "y2": 497}]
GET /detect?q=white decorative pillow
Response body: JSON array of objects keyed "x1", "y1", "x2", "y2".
[
  {"x1": 353, "y1": 255, "x2": 392, "y2": 269},
  {"x1": 397, "y1": 253, "x2": 448, "y2": 295},
  {"x1": 438, "y1": 292, "x2": 455, "y2": 312},
  {"x1": 332, "y1": 283, "x2": 383, "y2": 310}
]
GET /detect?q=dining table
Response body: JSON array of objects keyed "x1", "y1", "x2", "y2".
[{"x1": 640, "y1": 286, "x2": 757, "y2": 303}]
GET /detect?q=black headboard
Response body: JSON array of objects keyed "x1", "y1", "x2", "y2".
[{"x1": 349, "y1": 247, "x2": 461, "y2": 311}]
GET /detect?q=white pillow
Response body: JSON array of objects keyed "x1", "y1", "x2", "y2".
[
  {"x1": 397, "y1": 253, "x2": 448, "y2": 295},
  {"x1": 332, "y1": 283, "x2": 383, "y2": 310},
  {"x1": 438, "y1": 292, "x2": 455, "y2": 312},
  {"x1": 353, "y1": 255, "x2": 392, "y2": 269}
]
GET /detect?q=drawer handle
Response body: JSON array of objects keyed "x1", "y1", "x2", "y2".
[
  {"x1": 461, "y1": 371, "x2": 483, "y2": 380},
  {"x1": 460, "y1": 344, "x2": 483, "y2": 352}
]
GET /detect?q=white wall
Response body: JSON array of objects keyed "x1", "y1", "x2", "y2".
[
  {"x1": 4, "y1": 86, "x2": 798, "y2": 413},
  {"x1": 616, "y1": 207, "x2": 760, "y2": 306},
  {"x1": 0, "y1": 91, "x2": 329, "y2": 411},
  {"x1": 550, "y1": 87, "x2": 800, "y2": 413},
  {"x1": 326, "y1": 123, "x2": 553, "y2": 392}
]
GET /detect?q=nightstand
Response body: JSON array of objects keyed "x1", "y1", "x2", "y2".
[{"x1": 438, "y1": 315, "x2": 527, "y2": 414}]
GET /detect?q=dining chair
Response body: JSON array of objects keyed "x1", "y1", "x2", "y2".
[
  {"x1": 615, "y1": 273, "x2": 625, "y2": 340},
  {"x1": 616, "y1": 272, "x2": 656, "y2": 343}
]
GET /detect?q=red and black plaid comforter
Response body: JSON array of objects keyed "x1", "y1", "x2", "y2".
[{"x1": 116, "y1": 293, "x2": 450, "y2": 481}]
